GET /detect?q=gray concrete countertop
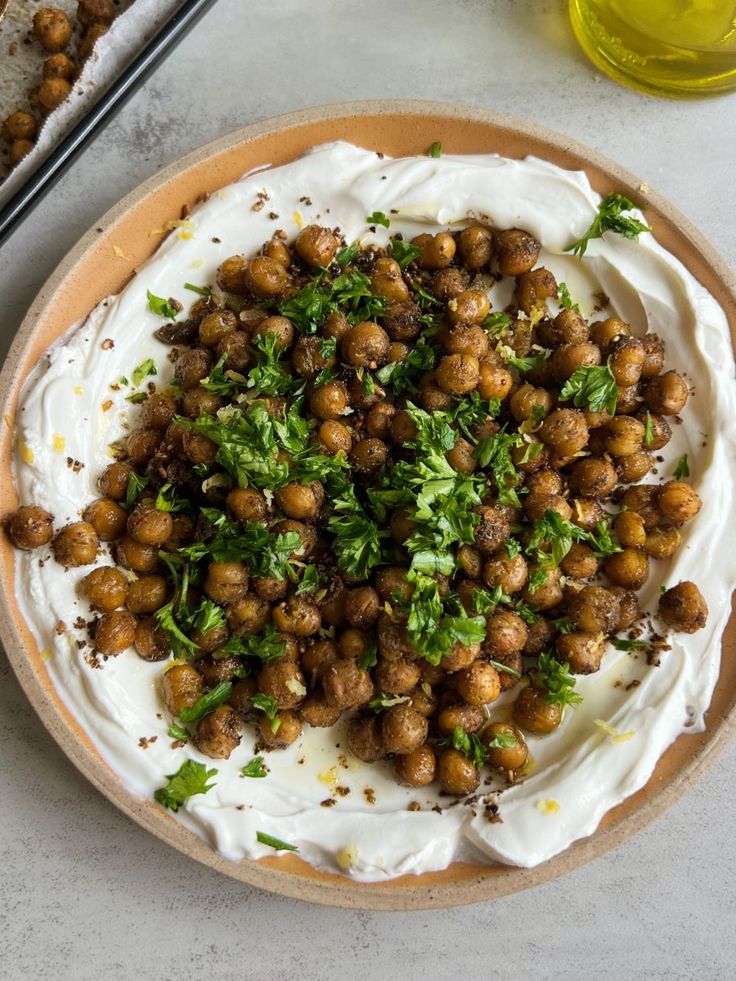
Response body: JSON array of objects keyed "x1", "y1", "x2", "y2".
[{"x1": 1, "y1": 2, "x2": 734, "y2": 979}]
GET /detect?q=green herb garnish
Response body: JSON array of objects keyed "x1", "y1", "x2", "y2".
[
  {"x1": 167, "y1": 722, "x2": 189, "y2": 742},
  {"x1": 557, "y1": 282, "x2": 579, "y2": 312},
  {"x1": 610, "y1": 636, "x2": 648, "y2": 651},
  {"x1": 241, "y1": 756, "x2": 268, "y2": 778},
  {"x1": 154, "y1": 759, "x2": 217, "y2": 812},
  {"x1": 335, "y1": 242, "x2": 360, "y2": 268},
  {"x1": 366, "y1": 210, "x2": 390, "y2": 228},
  {"x1": 537, "y1": 652, "x2": 583, "y2": 710},
  {"x1": 643, "y1": 410, "x2": 654, "y2": 448},
  {"x1": 252, "y1": 693, "x2": 281, "y2": 734},
  {"x1": 442, "y1": 725, "x2": 486, "y2": 769},
  {"x1": 184, "y1": 282, "x2": 211, "y2": 296},
  {"x1": 256, "y1": 831, "x2": 298, "y2": 852},
  {"x1": 568, "y1": 192, "x2": 651, "y2": 258},
  {"x1": 295, "y1": 564, "x2": 320, "y2": 596},
  {"x1": 147, "y1": 290, "x2": 179, "y2": 319},
  {"x1": 673, "y1": 453, "x2": 690, "y2": 479},
  {"x1": 427, "y1": 141, "x2": 442, "y2": 158},
  {"x1": 132, "y1": 358, "x2": 158, "y2": 387},
  {"x1": 391, "y1": 238, "x2": 421, "y2": 269},
  {"x1": 559, "y1": 358, "x2": 618, "y2": 415},
  {"x1": 125, "y1": 471, "x2": 149, "y2": 509},
  {"x1": 179, "y1": 681, "x2": 233, "y2": 724}
]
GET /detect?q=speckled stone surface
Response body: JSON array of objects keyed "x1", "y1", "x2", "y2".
[{"x1": 1, "y1": 1, "x2": 735, "y2": 978}]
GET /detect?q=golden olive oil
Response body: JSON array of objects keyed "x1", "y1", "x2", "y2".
[{"x1": 569, "y1": 0, "x2": 736, "y2": 97}]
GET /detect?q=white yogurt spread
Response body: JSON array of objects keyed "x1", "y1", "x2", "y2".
[{"x1": 12, "y1": 142, "x2": 736, "y2": 880}]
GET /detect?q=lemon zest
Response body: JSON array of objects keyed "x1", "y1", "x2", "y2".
[
  {"x1": 18, "y1": 440, "x2": 34, "y2": 465},
  {"x1": 293, "y1": 210, "x2": 304, "y2": 229},
  {"x1": 112, "y1": 245, "x2": 128, "y2": 259},
  {"x1": 52, "y1": 433, "x2": 66, "y2": 454},
  {"x1": 336, "y1": 843, "x2": 359, "y2": 870},
  {"x1": 535, "y1": 799, "x2": 560, "y2": 816}
]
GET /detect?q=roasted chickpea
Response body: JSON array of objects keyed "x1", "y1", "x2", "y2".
[
  {"x1": 302, "y1": 639, "x2": 339, "y2": 681},
  {"x1": 77, "y1": 0, "x2": 115, "y2": 26},
  {"x1": 538, "y1": 309, "x2": 589, "y2": 347},
  {"x1": 271, "y1": 519, "x2": 317, "y2": 558},
  {"x1": 94, "y1": 610, "x2": 136, "y2": 656},
  {"x1": 36, "y1": 77, "x2": 72, "y2": 112},
  {"x1": 515, "y1": 267, "x2": 558, "y2": 315},
  {"x1": 371, "y1": 257, "x2": 410, "y2": 303},
  {"x1": 347, "y1": 716, "x2": 386, "y2": 762},
  {"x1": 538, "y1": 409, "x2": 588, "y2": 456},
  {"x1": 318, "y1": 420, "x2": 352, "y2": 454},
  {"x1": 134, "y1": 618, "x2": 170, "y2": 662},
  {"x1": 522, "y1": 618, "x2": 556, "y2": 657},
  {"x1": 644, "y1": 371, "x2": 689, "y2": 415},
  {"x1": 162, "y1": 664, "x2": 204, "y2": 715},
  {"x1": 227, "y1": 593, "x2": 270, "y2": 635},
  {"x1": 473, "y1": 505, "x2": 510, "y2": 555},
  {"x1": 568, "y1": 457, "x2": 618, "y2": 499},
  {"x1": 520, "y1": 564, "x2": 563, "y2": 611},
  {"x1": 438, "y1": 748, "x2": 479, "y2": 796},
  {"x1": 382, "y1": 300, "x2": 422, "y2": 341},
  {"x1": 244, "y1": 256, "x2": 289, "y2": 298},
  {"x1": 526, "y1": 469, "x2": 564, "y2": 497},
  {"x1": 457, "y1": 225, "x2": 493, "y2": 268},
  {"x1": 338, "y1": 627, "x2": 367, "y2": 662},
  {"x1": 81, "y1": 566, "x2": 128, "y2": 611},
  {"x1": 9, "y1": 140, "x2": 34, "y2": 166},
  {"x1": 482, "y1": 723, "x2": 528, "y2": 771},
  {"x1": 127, "y1": 502, "x2": 172, "y2": 546},
  {"x1": 33, "y1": 9, "x2": 72, "y2": 51},
  {"x1": 199, "y1": 308, "x2": 237, "y2": 347},
  {"x1": 413, "y1": 231, "x2": 456, "y2": 269},
  {"x1": 115, "y1": 535, "x2": 159, "y2": 573},
  {"x1": 272, "y1": 596, "x2": 321, "y2": 636},
  {"x1": 291, "y1": 335, "x2": 334, "y2": 379},
  {"x1": 193, "y1": 704, "x2": 241, "y2": 759},
  {"x1": 253, "y1": 576, "x2": 288, "y2": 602},
  {"x1": 174, "y1": 347, "x2": 212, "y2": 391},
  {"x1": 216, "y1": 330, "x2": 251, "y2": 372},
  {"x1": 252, "y1": 314, "x2": 295, "y2": 349},
  {"x1": 550, "y1": 342, "x2": 601, "y2": 383},
  {"x1": 2, "y1": 111, "x2": 37, "y2": 144},
  {"x1": 602, "y1": 416, "x2": 645, "y2": 457},
  {"x1": 340, "y1": 322, "x2": 390, "y2": 369},
  {"x1": 448, "y1": 289, "x2": 490, "y2": 326},
  {"x1": 482, "y1": 552, "x2": 528, "y2": 594},
  {"x1": 613, "y1": 511, "x2": 646, "y2": 549},
  {"x1": 609, "y1": 336, "x2": 645, "y2": 386},
  {"x1": 350, "y1": 437, "x2": 389, "y2": 473},
  {"x1": 258, "y1": 660, "x2": 306, "y2": 710},
  {"x1": 191, "y1": 624, "x2": 229, "y2": 653},
  {"x1": 560, "y1": 542, "x2": 599, "y2": 579},
  {"x1": 381, "y1": 704, "x2": 428, "y2": 755},
  {"x1": 78, "y1": 23, "x2": 108, "y2": 59},
  {"x1": 394, "y1": 745, "x2": 437, "y2": 787},
  {"x1": 644, "y1": 525, "x2": 682, "y2": 560},
  {"x1": 495, "y1": 228, "x2": 541, "y2": 276},
  {"x1": 609, "y1": 588, "x2": 641, "y2": 631},
  {"x1": 52, "y1": 521, "x2": 98, "y2": 567},
  {"x1": 81, "y1": 498, "x2": 126, "y2": 542},
  {"x1": 431, "y1": 267, "x2": 468, "y2": 300},
  {"x1": 6, "y1": 505, "x2": 54, "y2": 550},
  {"x1": 262, "y1": 237, "x2": 292, "y2": 268},
  {"x1": 524, "y1": 492, "x2": 572, "y2": 524},
  {"x1": 310, "y1": 379, "x2": 349, "y2": 420},
  {"x1": 604, "y1": 548, "x2": 649, "y2": 590},
  {"x1": 512, "y1": 685, "x2": 562, "y2": 734},
  {"x1": 98, "y1": 462, "x2": 132, "y2": 502},
  {"x1": 299, "y1": 692, "x2": 342, "y2": 728},
  {"x1": 182, "y1": 430, "x2": 218, "y2": 465},
  {"x1": 125, "y1": 428, "x2": 160, "y2": 465},
  {"x1": 567, "y1": 585, "x2": 619, "y2": 634},
  {"x1": 217, "y1": 256, "x2": 249, "y2": 294},
  {"x1": 640, "y1": 333, "x2": 665, "y2": 379},
  {"x1": 590, "y1": 317, "x2": 630, "y2": 348},
  {"x1": 295, "y1": 224, "x2": 339, "y2": 268},
  {"x1": 374, "y1": 657, "x2": 421, "y2": 695},
  {"x1": 454, "y1": 661, "x2": 500, "y2": 706},
  {"x1": 435, "y1": 704, "x2": 484, "y2": 738},
  {"x1": 227, "y1": 487, "x2": 268, "y2": 524},
  {"x1": 125, "y1": 574, "x2": 168, "y2": 615},
  {"x1": 434, "y1": 354, "x2": 480, "y2": 395},
  {"x1": 658, "y1": 581, "x2": 708, "y2": 633},
  {"x1": 657, "y1": 480, "x2": 702, "y2": 523},
  {"x1": 323, "y1": 660, "x2": 373, "y2": 709},
  {"x1": 136, "y1": 392, "x2": 174, "y2": 430},
  {"x1": 556, "y1": 631, "x2": 606, "y2": 674},
  {"x1": 363, "y1": 401, "x2": 395, "y2": 441},
  {"x1": 227, "y1": 677, "x2": 257, "y2": 715},
  {"x1": 258, "y1": 710, "x2": 302, "y2": 748},
  {"x1": 444, "y1": 323, "x2": 490, "y2": 359},
  {"x1": 275, "y1": 481, "x2": 323, "y2": 521},
  {"x1": 484, "y1": 611, "x2": 528, "y2": 656},
  {"x1": 343, "y1": 586, "x2": 381, "y2": 629},
  {"x1": 509, "y1": 383, "x2": 552, "y2": 424},
  {"x1": 203, "y1": 562, "x2": 249, "y2": 605}
]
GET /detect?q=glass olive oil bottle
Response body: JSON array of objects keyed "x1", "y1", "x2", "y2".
[{"x1": 569, "y1": 0, "x2": 736, "y2": 97}]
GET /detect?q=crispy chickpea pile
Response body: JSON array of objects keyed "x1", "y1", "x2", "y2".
[
  {"x1": 6, "y1": 216, "x2": 710, "y2": 801},
  {"x1": 2, "y1": 4, "x2": 119, "y2": 170}
]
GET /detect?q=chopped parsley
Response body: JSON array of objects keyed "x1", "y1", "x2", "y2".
[
  {"x1": 483, "y1": 312, "x2": 512, "y2": 336},
  {"x1": 246, "y1": 334, "x2": 295, "y2": 397},
  {"x1": 154, "y1": 759, "x2": 217, "y2": 812},
  {"x1": 537, "y1": 652, "x2": 583, "y2": 710},
  {"x1": 181, "y1": 508, "x2": 301, "y2": 580},
  {"x1": 256, "y1": 831, "x2": 298, "y2": 852},
  {"x1": 219, "y1": 624, "x2": 286, "y2": 663},
  {"x1": 358, "y1": 637, "x2": 378, "y2": 670},
  {"x1": 643, "y1": 410, "x2": 654, "y2": 448},
  {"x1": 557, "y1": 282, "x2": 579, "y2": 312},
  {"x1": 366, "y1": 210, "x2": 390, "y2": 228},
  {"x1": 294, "y1": 564, "x2": 321, "y2": 596},
  {"x1": 673, "y1": 453, "x2": 690, "y2": 479},
  {"x1": 427, "y1": 141, "x2": 442, "y2": 158},
  {"x1": 200, "y1": 354, "x2": 247, "y2": 396},
  {"x1": 184, "y1": 282, "x2": 211, "y2": 296},
  {"x1": 241, "y1": 756, "x2": 268, "y2": 778},
  {"x1": 327, "y1": 483, "x2": 388, "y2": 579},
  {"x1": 442, "y1": 725, "x2": 486, "y2": 769},
  {"x1": 488, "y1": 659, "x2": 522, "y2": 679},
  {"x1": 275, "y1": 269, "x2": 388, "y2": 335},
  {"x1": 155, "y1": 481, "x2": 189, "y2": 513},
  {"x1": 147, "y1": 290, "x2": 179, "y2": 319},
  {"x1": 179, "y1": 681, "x2": 233, "y2": 723},
  {"x1": 610, "y1": 636, "x2": 648, "y2": 651},
  {"x1": 559, "y1": 358, "x2": 619, "y2": 415},
  {"x1": 376, "y1": 333, "x2": 438, "y2": 395},
  {"x1": 335, "y1": 242, "x2": 360, "y2": 267},
  {"x1": 132, "y1": 358, "x2": 158, "y2": 387},
  {"x1": 485, "y1": 729, "x2": 519, "y2": 750},
  {"x1": 125, "y1": 471, "x2": 149, "y2": 509},
  {"x1": 568, "y1": 192, "x2": 651, "y2": 258},
  {"x1": 391, "y1": 238, "x2": 421, "y2": 269},
  {"x1": 252, "y1": 692, "x2": 281, "y2": 733},
  {"x1": 167, "y1": 722, "x2": 189, "y2": 743}
]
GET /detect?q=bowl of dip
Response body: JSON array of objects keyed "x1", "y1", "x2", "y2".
[{"x1": 1, "y1": 101, "x2": 735, "y2": 909}]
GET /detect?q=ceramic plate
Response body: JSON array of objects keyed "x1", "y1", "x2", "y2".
[{"x1": 1, "y1": 101, "x2": 734, "y2": 910}]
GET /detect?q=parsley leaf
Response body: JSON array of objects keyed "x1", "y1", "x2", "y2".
[
  {"x1": 557, "y1": 282, "x2": 579, "y2": 312},
  {"x1": 505, "y1": 353, "x2": 547, "y2": 373},
  {"x1": 488, "y1": 659, "x2": 522, "y2": 679},
  {"x1": 586, "y1": 519, "x2": 622, "y2": 559},
  {"x1": 475, "y1": 429, "x2": 525, "y2": 507},
  {"x1": 192, "y1": 598, "x2": 226, "y2": 635},
  {"x1": 247, "y1": 333, "x2": 295, "y2": 397},
  {"x1": 132, "y1": 358, "x2": 157, "y2": 387},
  {"x1": 485, "y1": 729, "x2": 519, "y2": 749},
  {"x1": 537, "y1": 652, "x2": 583, "y2": 710},
  {"x1": 366, "y1": 210, "x2": 390, "y2": 228},
  {"x1": 483, "y1": 312, "x2": 512, "y2": 336},
  {"x1": 643, "y1": 410, "x2": 654, "y2": 448},
  {"x1": 256, "y1": 831, "x2": 298, "y2": 852},
  {"x1": 252, "y1": 693, "x2": 281, "y2": 733},
  {"x1": 155, "y1": 481, "x2": 189, "y2": 513},
  {"x1": 673, "y1": 453, "x2": 690, "y2": 479},
  {"x1": 358, "y1": 637, "x2": 378, "y2": 670},
  {"x1": 241, "y1": 756, "x2": 268, "y2": 778},
  {"x1": 125, "y1": 471, "x2": 149, "y2": 509},
  {"x1": 218, "y1": 624, "x2": 286, "y2": 662},
  {"x1": 553, "y1": 616, "x2": 576, "y2": 634},
  {"x1": 610, "y1": 636, "x2": 648, "y2": 651},
  {"x1": 376, "y1": 333, "x2": 438, "y2": 395},
  {"x1": 184, "y1": 282, "x2": 211, "y2": 296},
  {"x1": 442, "y1": 725, "x2": 486, "y2": 769},
  {"x1": 427, "y1": 141, "x2": 442, "y2": 158},
  {"x1": 182, "y1": 509, "x2": 300, "y2": 580},
  {"x1": 526, "y1": 509, "x2": 587, "y2": 568},
  {"x1": 200, "y1": 354, "x2": 247, "y2": 396},
  {"x1": 448, "y1": 391, "x2": 501, "y2": 442},
  {"x1": 154, "y1": 759, "x2": 217, "y2": 811},
  {"x1": 568, "y1": 192, "x2": 651, "y2": 258},
  {"x1": 404, "y1": 571, "x2": 486, "y2": 665},
  {"x1": 147, "y1": 290, "x2": 179, "y2": 319},
  {"x1": 167, "y1": 722, "x2": 189, "y2": 742},
  {"x1": 559, "y1": 358, "x2": 619, "y2": 414},
  {"x1": 295, "y1": 564, "x2": 320, "y2": 596},
  {"x1": 472, "y1": 585, "x2": 511, "y2": 614},
  {"x1": 327, "y1": 483, "x2": 387, "y2": 579},
  {"x1": 179, "y1": 681, "x2": 233, "y2": 723},
  {"x1": 335, "y1": 242, "x2": 360, "y2": 268},
  {"x1": 391, "y1": 238, "x2": 421, "y2": 269}
]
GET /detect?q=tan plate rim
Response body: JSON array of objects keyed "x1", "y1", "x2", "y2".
[{"x1": 1, "y1": 100, "x2": 735, "y2": 911}]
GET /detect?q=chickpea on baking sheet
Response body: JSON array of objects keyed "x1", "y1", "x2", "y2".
[{"x1": 5, "y1": 207, "x2": 710, "y2": 811}]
